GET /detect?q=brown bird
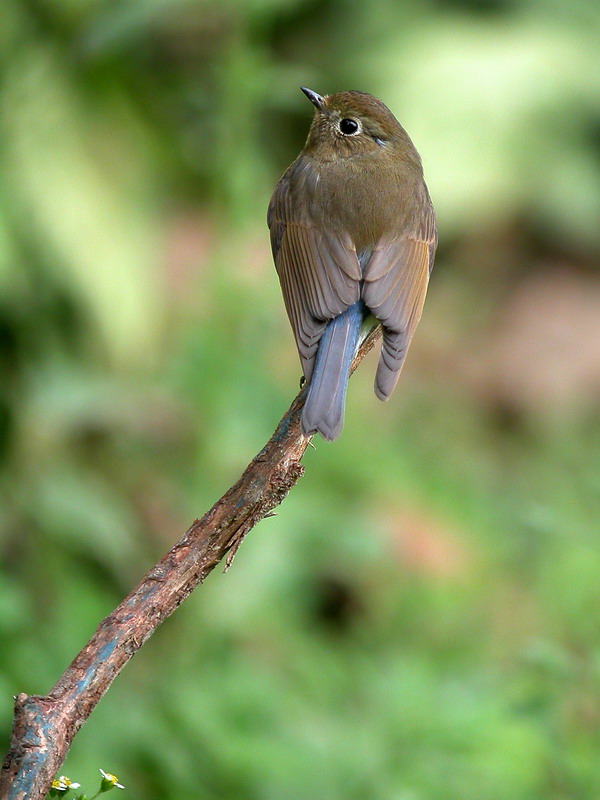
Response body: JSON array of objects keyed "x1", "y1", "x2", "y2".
[{"x1": 268, "y1": 88, "x2": 437, "y2": 440}]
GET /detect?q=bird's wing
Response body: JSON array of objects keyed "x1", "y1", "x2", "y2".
[
  {"x1": 268, "y1": 162, "x2": 361, "y2": 380},
  {"x1": 362, "y1": 202, "x2": 437, "y2": 400}
]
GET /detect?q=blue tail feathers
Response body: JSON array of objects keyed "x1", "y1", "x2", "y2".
[{"x1": 301, "y1": 302, "x2": 365, "y2": 441}]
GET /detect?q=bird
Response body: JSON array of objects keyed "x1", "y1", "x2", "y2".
[{"x1": 267, "y1": 87, "x2": 437, "y2": 441}]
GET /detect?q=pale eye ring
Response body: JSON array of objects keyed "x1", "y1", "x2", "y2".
[{"x1": 338, "y1": 118, "x2": 361, "y2": 136}]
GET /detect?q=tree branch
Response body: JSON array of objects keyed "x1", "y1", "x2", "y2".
[{"x1": 0, "y1": 326, "x2": 381, "y2": 800}]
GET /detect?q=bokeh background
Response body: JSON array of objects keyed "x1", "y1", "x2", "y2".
[{"x1": 2, "y1": 0, "x2": 600, "y2": 798}]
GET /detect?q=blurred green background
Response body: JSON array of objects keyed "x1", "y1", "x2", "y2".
[{"x1": 2, "y1": 0, "x2": 600, "y2": 798}]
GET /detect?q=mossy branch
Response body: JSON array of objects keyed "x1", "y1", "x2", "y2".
[{"x1": 0, "y1": 327, "x2": 381, "y2": 800}]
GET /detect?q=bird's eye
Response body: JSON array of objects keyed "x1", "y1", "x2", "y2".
[{"x1": 339, "y1": 118, "x2": 360, "y2": 135}]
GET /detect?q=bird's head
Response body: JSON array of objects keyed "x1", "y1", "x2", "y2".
[{"x1": 300, "y1": 87, "x2": 418, "y2": 163}]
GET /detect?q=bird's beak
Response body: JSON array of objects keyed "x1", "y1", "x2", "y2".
[{"x1": 301, "y1": 87, "x2": 325, "y2": 111}]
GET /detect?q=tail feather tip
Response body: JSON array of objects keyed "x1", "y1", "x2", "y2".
[{"x1": 301, "y1": 411, "x2": 342, "y2": 442}]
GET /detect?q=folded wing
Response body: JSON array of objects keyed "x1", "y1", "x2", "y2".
[
  {"x1": 363, "y1": 203, "x2": 437, "y2": 400},
  {"x1": 268, "y1": 161, "x2": 362, "y2": 380}
]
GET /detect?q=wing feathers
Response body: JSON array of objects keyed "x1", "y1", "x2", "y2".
[
  {"x1": 363, "y1": 217, "x2": 434, "y2": 399},
  {"x1": 268, "y1": 162, "x2": 362, "y2": 379}
]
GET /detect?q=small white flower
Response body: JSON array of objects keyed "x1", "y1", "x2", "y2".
[
  {"x1": 99, "y1": 768, "x2": 125, "y2": 790},
  {"x1": 52, "y1": 776, "x2": 81, "y2": 791}
]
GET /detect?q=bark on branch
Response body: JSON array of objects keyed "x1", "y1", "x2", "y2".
[{"x1": 0, "y1": 327, "x2": 381, "y2": 800}]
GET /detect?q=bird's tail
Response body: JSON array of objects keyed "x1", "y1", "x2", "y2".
[{"x1": 301, "y1": 302, "x2": 364, "y2": 441}]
